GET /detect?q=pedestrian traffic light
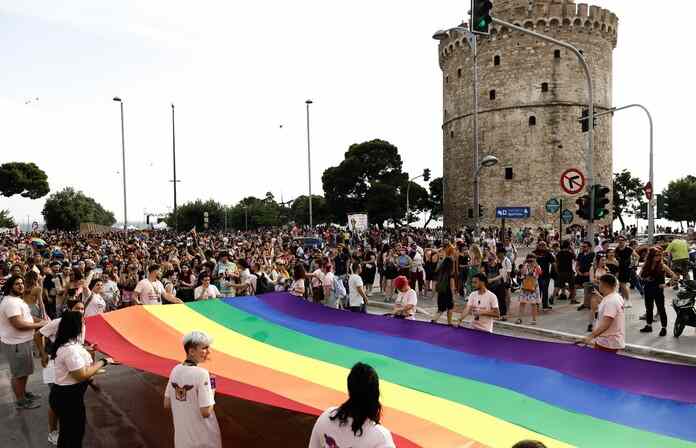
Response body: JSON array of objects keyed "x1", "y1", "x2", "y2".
[
  {"x1": 575, "y1": 194, "x2": 591, "y2": 220},
  {"x1": 592, "y1": 185, "x2": 610, "y2": 220},
  {"x1": 471, "y1": 0, "x2": 493, "y2": 35},
  {"x1": 657, "y1": 194, "x2": 666, "y2": 219},
  {"x1": 423, "y1": 168, "x2": 431, "y2": 182}
]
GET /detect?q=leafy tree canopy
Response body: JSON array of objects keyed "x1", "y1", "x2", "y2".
[
  {"x1": 42, "y1": 187, "x2": 115, "y2": 231},
  {"x1": 0, "y1": 209, "x2": 16, "y2": 228},
  {"x1": 662, "y1": 175, "x2": 696, "y2": 226},
  {"x1": 0, "y1": 162, "x2": 50, "y2": 199},
  {"x1": 612, "y1": 170, "x2": 645, "y2": 230}
]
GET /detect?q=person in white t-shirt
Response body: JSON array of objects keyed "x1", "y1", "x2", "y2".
[
  {"x1": 309, "y1": 362, "x2": 395, "y2": 448},
  {"x1": 348, "y1": 262, "x2": 369, "y2": 312},
  {"x1": 48, "y1": 311, "x2": 113, "y2": 447},
  {"x1": 582, "y1": 273, "x2": 626, "y2": 353},
  {"x1": 458, "y1": 273, "x2": 500, "y2": 332},
  {"x1": 83, "y1": 279, "x2": 107, "y2": 317},
  {"x1": 322, "y1": 262, "x2": 338, "y2": 309},
  {"x1": 194, "y1": 274, "x2": 222, "y2": 301},
  {"x1": 164, "y1": 331, "x2": 221, "y2": 448},
  {"x1": 134, "y1": 264, "x2": 183, "y2": 305},
  {"x1": 0, "y1": 275, "x2": 48, "y2": 410},
  {"x1": 392, "y1": 276, "x2": 417, "y2": 320}
]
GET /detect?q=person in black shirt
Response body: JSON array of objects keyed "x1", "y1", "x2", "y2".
[
  {"x1": 532, "y1": 241, "x2": 555, "y2": 310},
  {"x1": 576, "y1": 241, "x2": 595, "y2": 311},
  {"x1": 614, "y1": 236, "x2": 635, "y2": 308},
  {"x1": 555, "y1": 240, "x2": 576, "y2": 303}
]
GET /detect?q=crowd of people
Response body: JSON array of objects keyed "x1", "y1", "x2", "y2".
[{"x1": 0, "y1": 224, "x2": 694, "y2": 447}]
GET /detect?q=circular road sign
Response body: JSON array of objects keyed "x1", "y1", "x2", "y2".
[
  {"x1": 545, "y1": 198, "x2": 561, "y2": 214},
  {"x1": 560, "y1": 168, "x2": 586, "y2": 195},
  {"x1": 561, "y1": 209, "x2": 574, "y2": 225}
]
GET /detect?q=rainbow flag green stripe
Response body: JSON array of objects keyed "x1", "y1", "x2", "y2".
[{"x1": 178, "y1": 299, "x2": 692, "y2": 448}]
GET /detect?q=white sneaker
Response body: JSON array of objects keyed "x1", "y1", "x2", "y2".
[{"x1": 48, "y1": 430, "x2": 59, "y2": 445}]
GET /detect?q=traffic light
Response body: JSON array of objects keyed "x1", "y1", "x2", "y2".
[
  {"x1": 471, "y1": 0, "x2": 493, "y2": 35},
  {"x1": 639, "y1": 203, "x2": 648, "y2": 220},
  {"x1": 657, "y1": 194, "x2": 666, "y2": 219},
  {"x1": 592, "y1": 185, "x2": 610, "y2": 220},
  {"x1": 580, "y1": 108, "x2": 598, "y2": 133},
  {"x1": 423, "y1": 168, "x2": 431, "y2": 182},
  {"x1": 575, "y1": 194, "x2": 591, "y2": 220},
  {"x1": 479, "y1": 205, "x2": 485, "y2": 217}
]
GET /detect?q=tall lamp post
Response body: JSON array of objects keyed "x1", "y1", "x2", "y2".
[
  {"x1": 171, "y1": 103, "x2": 179, "y2": 231},
  {"x1": 113, "y1": 97, "x2": 128, "y2": 230},
  {"x1": 305, "y1": 100, "x2": 313, "y2": 228},
  {"x1": 475, "y1": 155, "x2": 499, "y2": 235}
]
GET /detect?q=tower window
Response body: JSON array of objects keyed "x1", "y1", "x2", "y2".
[
  {"x1": 494, "y1": 55, "x2": 501, "y2": 66},
  {"x1": 489, "y1": 89, "x2": 496, "y2": 100},
  {"x1": 445, "y1": 76, "x2": 449, "y2": 84},
  {"x1": 529, "y1": 116, "x2": 537, "y2": 126},
  {"x1": 505, "y1": 167, "x2": 514, "y2": 180},
  {"x1": 554, "y1": 49, "x2": 561, "y2": 59},
  {"x1": 457, "y1": 68, "x2": 462, "y2": 78},
  {"x1": 450, "y1": 130, "x2": 454, "y2": 139},
  {"x1": 541, "y1": 82, "x2": 549, "y2": 92},
  {"x1": 468, "y1": 208, "x2": 474, "y2": 218}
]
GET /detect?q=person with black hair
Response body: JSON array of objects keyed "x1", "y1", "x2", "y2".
[
  {"x1": 581, "y1": 274, "x2": 626, "y2": 352},
  {"x1": 309, "y1": 362, "x2": 395, "y2": 448},
  {"x1": 431, "y1": 257, "x2": 456, "y2": 326},
  {"x1": 458, "y1": 273, "x2": 500, "y2": 332},
  {"x1": 133, "y1": 264, "x2": 183, "y2": 305},
  {"x1": 49, "y1": 311, "x2": 113, "y2": 447},
  {"x1": 512, "y1": 440, "x2": 547, "y2": 448},
  {"x1": 0, "y1": 275, "x2": 48, "y2": 410}
]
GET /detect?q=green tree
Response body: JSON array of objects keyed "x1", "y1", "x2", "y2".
[
  {"x1": 290, "y1": 195, "x2": 330, "y2": 225},
  {"x1": 0, "y1": 209, "x2": 16, "y2": 228},
  {"x1": 228, "y1": 196, "x2": 282, "y2": 230},
  {"x1": 321, "y1": 139, "x2": 409, "y2": 226},
  {"x1": 166, "y1": 199, "x2": 225, "y2": 231},
  {"x1": 42, "y1": 188, "x2": 116, "y2": 230},
  {"x1": 422, "y1": 177, "x2": 444, "y2": 228},
  {"x1": 612, "y1": 170, "x2": 645, "y2": 230},
  {"x1": 0, "y1": 162, "x2": 50, "y2": 199},
  {"x1": 662, "y1": 176, "x2": 696, "y2": 227}
]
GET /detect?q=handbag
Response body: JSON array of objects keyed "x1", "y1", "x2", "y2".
[{"x1": 522, "y1": 275, "x2": 537, "y2": 292}]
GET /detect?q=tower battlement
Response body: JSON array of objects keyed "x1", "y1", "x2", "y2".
[{"x1": 440, "y1": 1, "x2": 617, "y2": 63}]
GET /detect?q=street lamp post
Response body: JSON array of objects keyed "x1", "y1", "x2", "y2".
[
  {"x1": 475, "y1": 155, "x2": 499, "y2": 235},
  {"x1": 171, "y1": 104, "x2": 179, "y2": 231},
  {"x1": 585, "y1": 104, "x2": 655, "y2": 243},
  {"x1": 305, "y1": 100, "x2": 314, "y2": 228},
  {"x1": 113, "y1": 97, "x2": 128, "y2": 231},
  {"x1": 406, "y1": 174, "x2": 425, "y2": 226}
]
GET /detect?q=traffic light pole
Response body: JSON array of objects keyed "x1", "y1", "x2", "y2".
[
  {"x1": 585, "y1": 104, "x2": 654, "y2": 244},
  {"x1": 406, "y1": 173, "x2": 425, "y2": 226},
  {"x1": 491, "y1": 17, "x2": 596, "y2": 243},
  {"x1": 464, "y1": 32, "x2": 482, "y2": 237}
]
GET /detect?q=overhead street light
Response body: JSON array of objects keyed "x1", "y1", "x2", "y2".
[{"x1": 113, "y1": 97, "x2": 127, "y2": 231}]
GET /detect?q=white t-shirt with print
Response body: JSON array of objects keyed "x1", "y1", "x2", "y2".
[
  {"x1": 309, "y1": 406, "x2": 395, "y2": 448},
  {"x1": 54, "y1": 342, "x2": 92, "y2": 386},
  {"x1": 84, "y1": 293, "x2": 106, "y2": 317},
  {"x1": 466, "y1": 289, "x2": 499, "y2": 333},
  {"x1": 395, "y1": 289, "x2": 418, "y2": 320},
  {"x1": 165, "y1": 364, "x2": 222, "y2": 448},
  {"x1": 348, "y1": 274, "x2": 365, "y2": 307},
  {"x1": 0, "y1": 295, "x2": 35, "y2": 344},
  {"x1": 194, "y1": 285, "x2": 222, "y2": 301},
  {"x1": 134, "y1": 279, "x2": 165, "y2": 305}
]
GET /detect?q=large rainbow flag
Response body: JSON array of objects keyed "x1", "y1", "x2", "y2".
[{"x1": 87, "y1": 292, "x2": 696, "y2": 447}]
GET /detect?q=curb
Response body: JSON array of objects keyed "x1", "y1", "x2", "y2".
[{"x1": 368, "y1": 299, "x2": 696, "y2": 366}]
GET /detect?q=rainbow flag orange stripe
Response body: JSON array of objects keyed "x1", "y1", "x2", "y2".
[{"x1": 86, "y1": 293, "x2": 696, "y2": 447}]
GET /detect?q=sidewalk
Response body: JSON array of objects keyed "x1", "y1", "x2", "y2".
[{"x1": 367, "y1": 284, "x2": 696, "y2": 365}]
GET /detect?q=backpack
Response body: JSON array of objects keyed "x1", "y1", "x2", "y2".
[{"x1": 522, "y1": 274, "x2": 537, "y2": 292}]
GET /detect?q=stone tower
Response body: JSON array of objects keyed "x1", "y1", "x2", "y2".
[{"x1": 438, "y1": 0, "x2": 618, "y2": 229}]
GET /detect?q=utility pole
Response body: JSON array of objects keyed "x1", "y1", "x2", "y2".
[
  {"x1": 171, "y1": 104, "x2": 179, "y2": 231},
  {"x1": 305, "y1": 100, "x2": 314, "y2": 228},
  {"x1": 465, "y1": 32, "x2": 482, "y2": 236},
  {"x1": 113, "y1": 97, "x2": 128, "y2": 231},
  {"x1": 491, "y1": 17, "x2": 596, "y2": 243}
]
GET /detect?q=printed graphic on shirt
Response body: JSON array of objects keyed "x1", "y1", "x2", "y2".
[
  {"x1": 172, "y1": 382, "x2": 194, "y2": 401},
  {"x1": 324, "y1": 434, "x2": 340, "y2": 448}
]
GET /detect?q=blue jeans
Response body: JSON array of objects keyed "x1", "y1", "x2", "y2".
[{"x1": 630, "y1": 268, "x2": 644, "y2": 296}]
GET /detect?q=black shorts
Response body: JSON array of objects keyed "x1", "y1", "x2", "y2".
[
  {"x1": 437, "y1": 291, "x2": 454, "y2": 312},
  {"x1": 575, "y1": 275, "x2": 590, "y2": 287},
  {"x1": 618, "y1": 269, "x2": 631, "y2": 284},
  {"x1": 557, "y1": 272, "x2": 574, "y2": 288}
]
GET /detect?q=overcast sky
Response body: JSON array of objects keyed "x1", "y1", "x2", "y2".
[{"x1": 1, "y1": 1, "x2": 694, "y2": 227}]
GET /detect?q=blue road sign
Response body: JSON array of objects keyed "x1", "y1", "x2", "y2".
[
  {"x1": 495, "y1": 207, "x2": 531, "y2": 219},
  {"x1": 546, "y1": 198, "x2": 561, "y2": 214},
  {"x1": 561, "y1": 209, "x2": 574, "y2": 224}
]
